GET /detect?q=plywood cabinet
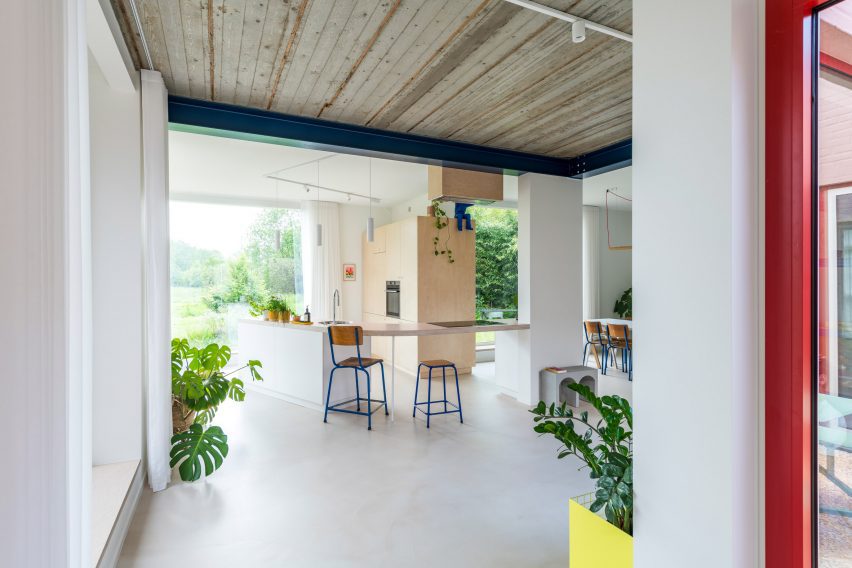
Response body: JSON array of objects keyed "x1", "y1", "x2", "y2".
[
  {"x1": 362, "y1": 215, "x2": 476, "y2": 376},
  {"x1": 362, "y1": 231, "x2": 385, "y2": 316},
  {"x1": 385, "y1": 222, "x2": 401, "y2": 280}
]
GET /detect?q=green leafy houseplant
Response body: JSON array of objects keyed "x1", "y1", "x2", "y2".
[
  {"x1": 613, "y1": 287, "x2": 632, "y2": 319},
  {"x1": 431, "y1": 199, "x2": 454, "y2": 263},
  {"x1": 170, "y1": 338, "x2": 263, "y2": 482},
  {"x1": 530, "y1": 383, "x2": 633, "y2": 535}
]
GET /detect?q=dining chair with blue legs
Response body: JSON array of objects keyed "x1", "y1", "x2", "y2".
[
  {"x1": 323, "y1": 325, "x2": 388, "y2": 430},
  {"x1": 605, "y1": 324, "x2": 632, "y2": 381}
]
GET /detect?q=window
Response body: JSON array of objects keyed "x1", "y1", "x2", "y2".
[
  {"x1": 815, "y1": 3, "x2": 852, "y2": 565},
  {"x1": 169, "y1": 201, "x2": 302, "y2": 350},
  {"x1": 471, "y1": 206, "x2": 518, "y2": 345}
]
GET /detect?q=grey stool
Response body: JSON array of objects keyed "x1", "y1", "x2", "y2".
[{"x1": 539, "y1": 366, "x2": 598, "y2": 407}]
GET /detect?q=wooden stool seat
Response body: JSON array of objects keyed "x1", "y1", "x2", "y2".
[
  {"x1": 419, "y1": 359, "x2": 455, "y2": 368},
  {"x1": 337, "y1": 356, "x2": 383, "y2": 368}
]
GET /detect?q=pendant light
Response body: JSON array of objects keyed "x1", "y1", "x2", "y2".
[
  {"x1": 315, "y1": 162, "x2": 323, "y2": 247},
  {"x1": 367, "y1": 158, "x2": 375, "y2": 242},
  {"x1": 274, "y1": 180, "x2": 281, "y2": 250}
]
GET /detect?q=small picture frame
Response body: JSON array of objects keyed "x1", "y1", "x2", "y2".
[{"x1": 343, "y1": 263, "x2": 356, "y2": 281}]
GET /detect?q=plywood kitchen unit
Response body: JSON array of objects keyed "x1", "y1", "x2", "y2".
[{"x1": 363, "y1": 216, "x2": 476, "y2": 376}]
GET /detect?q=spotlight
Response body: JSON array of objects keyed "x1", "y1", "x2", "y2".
[{"x1": 572, "y1": 19, "x2": 586, "y2": 43}]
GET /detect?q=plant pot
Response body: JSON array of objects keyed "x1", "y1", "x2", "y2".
[
  {"x1": 569, "y1": 497, "x2": 633, "y2": 567},
  {"x1": 278, "y1": 310, "x2": 290, "y2": 323},
  {"x1": 267, "y1": 310, "x2": 279, "y2": 322},
  {"x1": 171, "y1": 399, "x2": 195, "y2": 435}
]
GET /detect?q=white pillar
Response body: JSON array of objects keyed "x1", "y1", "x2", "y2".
[
  {"x1": 515, "y1": 173, "x2": 584, "y2": 405},
  {"x1": 633, "y1": 1, "x2": 759, "y2": 567},
  {"x1": 0, "y1": 1, "x2": 91, "y2": 566}
]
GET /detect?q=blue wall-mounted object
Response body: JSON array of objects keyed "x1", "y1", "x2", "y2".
[
  {"x1": 167, "y1": 95, "x2": 632, "y2": 178},
  {"x1": 455, "y1": 203, "x2": 474, "y2": 231}
]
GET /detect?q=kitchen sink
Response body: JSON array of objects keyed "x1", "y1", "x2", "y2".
[{"x1": 317, "y1": 320, "x2": 351, "y2": 325}]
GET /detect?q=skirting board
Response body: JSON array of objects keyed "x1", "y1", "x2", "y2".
[{"x1": 97, "y1": 461, "x2": 145, "y2": 568}]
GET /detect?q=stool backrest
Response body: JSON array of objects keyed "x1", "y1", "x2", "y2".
[
  {"x1": 584, "y1": 321, "x2": 605, "y2": 344},
  {"x1": 328, "y1": 325, "x2": 364, "y2": 346},
  {"x1": 608, "y1": 324, "x2": 630, "y2": 347},
  {"x1": 327, "y1": 325, "x2": 365, "y2": 367}
]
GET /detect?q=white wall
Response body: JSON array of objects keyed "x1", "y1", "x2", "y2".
[
  {"x1": 390, "y1": 193, "x2": 430, "y2": 221},
  {"x1": 1, "y1": 1, "x2": 91, "y2": 565},
  {"x1": 89, "y1": 53, "x2": 144, "y2": 465},
  {"x1": 338, "y1": 204, "x2": 391, "y2": 321},
  {"x1": 633, "y1": 1, "x2": 759, "y2": 566},
  {"x1": 598, "y1": 209, "x2": 632, "y2": 317}
]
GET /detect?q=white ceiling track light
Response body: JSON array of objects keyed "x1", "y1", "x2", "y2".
[
  {"x1": 501, "y1": 0, "x2": 632, "y2": 43},
  {"x1": 264, "y1": 175, "x2": 382, "y2": 203},
  {"x1": 315, "y1": 163, "x2": 323, "y2": 247},
  {"x1": 572, "y1": 20, "x2": 586, "y2": 43}
]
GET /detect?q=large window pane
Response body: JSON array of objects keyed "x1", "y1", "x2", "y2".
[
  {"x1": 169, "y1": 201, "x2": 302, "y2": 351},
  {"x1": 816, "y1": 3, "x2": 852, "y2": 565}
]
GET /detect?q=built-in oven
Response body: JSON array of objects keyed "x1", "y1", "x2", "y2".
[{"x1": 386, "y1": 281, "x2": 400, "y2": 318}]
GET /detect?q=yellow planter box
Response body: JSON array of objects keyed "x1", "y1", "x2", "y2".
[{"x1": 569, "y1": 499, "x2": 633, "y2": 567}]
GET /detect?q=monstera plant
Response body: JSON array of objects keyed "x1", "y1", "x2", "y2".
[
  {"x1": 531, "y1": 383, "x2": 633, "y2": 535},
  {"x1": 170, "y1": 338, "x2": 263, "y2": 482}
]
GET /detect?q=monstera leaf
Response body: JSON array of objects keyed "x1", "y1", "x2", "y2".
[{"x1": 170, "y1": 424, "x2": 229, "y2": 482}]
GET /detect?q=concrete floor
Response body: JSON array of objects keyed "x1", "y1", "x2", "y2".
[{"x1": 118, "y1": 364, "x2": 632, "y2": 567}]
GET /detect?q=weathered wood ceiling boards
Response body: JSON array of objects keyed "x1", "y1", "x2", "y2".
[{"x1": 112, "y1": 0, "x2": 632, "y2": 157}]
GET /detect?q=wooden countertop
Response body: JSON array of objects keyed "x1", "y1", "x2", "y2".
[
  {"x1": 359, "y1": 321, "x2": 530, "y2": 336},
  {"x1": 240, "y1": 319, "x2": 530, "y2": 336}
]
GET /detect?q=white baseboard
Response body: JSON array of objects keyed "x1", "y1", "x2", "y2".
[{"x1": 97, "y1": 461, "x2": 144, "y2": 568}]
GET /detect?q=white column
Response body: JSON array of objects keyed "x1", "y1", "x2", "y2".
[
  {"x1": 515, "y1": 173, "x2": 584, "y2": 405},
  {"x1": 633, "y1": 1, "x2": 759, "y2": 567},
  {"x1": 141, "y1": 70, "x2": 173, "y2": 492},
  {"x1": 0, "y1": 1, "x2": 91, "y2": 566}
]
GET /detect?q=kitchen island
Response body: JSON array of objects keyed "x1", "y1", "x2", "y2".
[{"x1": 237, "y1": 319, "x2": 530, "y2": 417}]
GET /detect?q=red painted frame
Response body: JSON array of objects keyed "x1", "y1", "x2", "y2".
[{"x1": 765, "y1": 0, "x2": 835, "y2": 566}]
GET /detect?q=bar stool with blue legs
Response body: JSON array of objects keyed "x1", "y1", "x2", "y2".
[
  {"x1": 323, "y1": 325, "x2": 388, "y2": 430},
  {"x1": 413, "y1": 360, "x2": 463, "y2": 428}
]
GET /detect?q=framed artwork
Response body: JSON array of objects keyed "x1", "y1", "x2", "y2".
[{"x1": 343, "y1": 263, "x2": 356, "y2": 281}]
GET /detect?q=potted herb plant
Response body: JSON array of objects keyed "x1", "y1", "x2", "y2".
[
  {"x1": 269, "y1": 295, "x2": 291, "y2": 323},
  {"x1": 531, "y1": 383, "x2": 633, "y2": 566},
  {"x1": 170, "y1": 338, "x2": 263, "y2": 482}
]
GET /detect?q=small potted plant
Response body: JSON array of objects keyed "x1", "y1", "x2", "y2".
[
  {"x1": 248, "y1": 295, "x2": 271, "y2": 320},
  {"x1": 269, "y1": 295, "x2": 291, "y2": 323},
  {"x1": 531, "y1": 384, "x2": 633, "y2": 566}
]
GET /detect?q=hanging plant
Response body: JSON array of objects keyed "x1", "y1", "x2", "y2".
[{"x1": 431, "y1": 199, "x2": 454, "y2": 263}]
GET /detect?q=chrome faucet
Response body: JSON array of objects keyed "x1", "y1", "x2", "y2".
[{"x1": 333, "y1": 289, "x2": 340, "y2": 322}]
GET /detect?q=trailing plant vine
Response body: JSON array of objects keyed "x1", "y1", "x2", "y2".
[
  {"x1": 431, "y1": 199, "x2": 454, "y2": 264},
  {"x1": 530, "y1": 383, "x2": 633, "y2": 535},
  {"x1": 170, "y1": 338, "x2": 263, "y2": 482}
]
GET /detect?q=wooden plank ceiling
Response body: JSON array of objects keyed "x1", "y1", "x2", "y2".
[{"x1": 111, "y1": 0, "x2": 632, "y2": 158}]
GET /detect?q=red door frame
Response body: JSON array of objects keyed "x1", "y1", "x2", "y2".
[{"x1": 765, "y1": 0, "x2": 834, "y2": 566}]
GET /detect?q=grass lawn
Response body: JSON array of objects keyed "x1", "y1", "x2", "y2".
[{"x1": 171, "y1": 286, "x2": 228, "y2": 347}]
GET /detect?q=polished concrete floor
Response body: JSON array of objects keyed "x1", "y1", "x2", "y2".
[{"x1": 118, "y1": 364, "x2": 633, "y2": 567}]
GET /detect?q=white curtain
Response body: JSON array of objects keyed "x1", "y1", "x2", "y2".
[
  {"x1": 301, "y1": 201, "x2": 342, "y2": 321},
  {"x1": 141, "y1": 71, "x2": 172, "y2": 492},
  {"x1": 582, "y1": 206, "x2": 600, "y2": 320}
]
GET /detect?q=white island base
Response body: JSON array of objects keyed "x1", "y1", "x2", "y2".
[{"x1": 237, "y1": 320, "x2": 375, "y2": 411}]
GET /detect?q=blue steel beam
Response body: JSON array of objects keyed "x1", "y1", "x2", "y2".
[{"x1": 167, "y1": 95, "x2": 630, "y2": 178}]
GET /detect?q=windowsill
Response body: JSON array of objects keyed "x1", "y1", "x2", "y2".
[{"x1": 92, "y1": 460, "x2": 139, "y2": 566}]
